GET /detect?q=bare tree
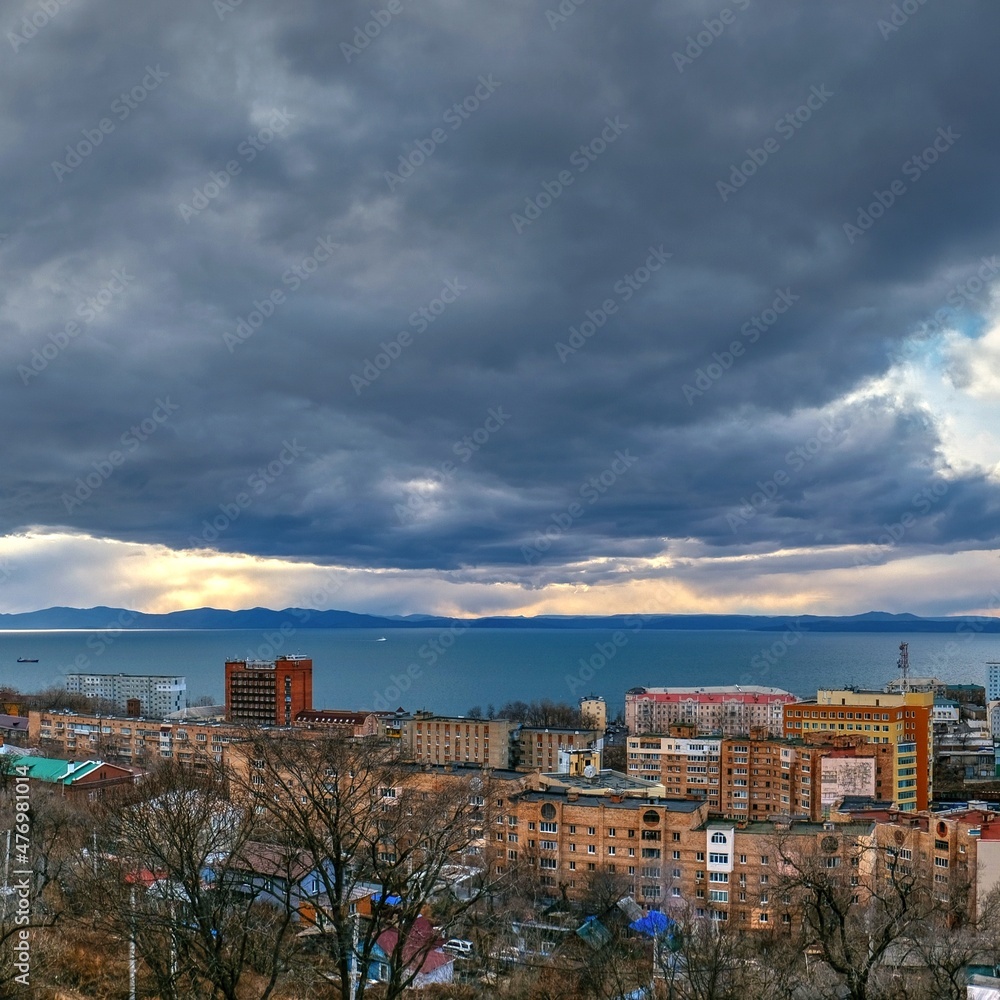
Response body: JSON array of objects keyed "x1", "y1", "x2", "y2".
[
  {"x1": 236, "y1": 729, "x2": 502, "y2": 1000},
  {"x1": 767, "y1": 828, "x2": 939, "y2": 1000},
  {"x1": 85, "y1": 760, "x2": 298, "y2": 1000}
]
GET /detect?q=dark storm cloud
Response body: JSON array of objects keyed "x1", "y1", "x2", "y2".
[{"x1": 2, "y1": 0, "x2": 999, "y2": 588}]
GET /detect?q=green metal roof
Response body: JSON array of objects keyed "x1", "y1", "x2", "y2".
[{"x1": 2, "y1": 755, "x2": 105, "y2": 785}]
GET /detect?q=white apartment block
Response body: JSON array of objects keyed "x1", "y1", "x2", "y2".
[{"x1": 65, "y1": 673, "x2": 187, "y2": 718}]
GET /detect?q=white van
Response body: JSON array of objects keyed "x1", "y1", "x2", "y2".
[{"x1": 442, "y1": 939, "x2": 474, "y2": 956}]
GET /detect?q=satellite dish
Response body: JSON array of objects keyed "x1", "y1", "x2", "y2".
[{"x1": 583, "y1": 765, "x2": 598, "y2": 779}]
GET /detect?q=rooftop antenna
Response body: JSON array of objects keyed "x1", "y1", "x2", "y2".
[{"x1": 897, "y1": 642, "x2": 910, "y2": 693}]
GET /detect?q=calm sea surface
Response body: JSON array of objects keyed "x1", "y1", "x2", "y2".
[{"x1": 1, "y1": 627, "x2": 998, "y2": 718}]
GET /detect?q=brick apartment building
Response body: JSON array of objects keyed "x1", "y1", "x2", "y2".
[
  {"x1": 626, "y1": 686, "x2": 797, "y2": 737},
  {"x1": 491, "y1": 771, "x2": 999, "y2": 927},
  {"x1": 225, "y1": 655, "x2": 313, "y2": 726},
  {"x1": 784, "y1": 688, "x2": 934, "y2": 810},
  {"x1": 294, "y1": 709, "x2": 381, "y2": 737},
  {"x1": 627, "y1": 724, "x2": 874, "y2": 823},
  {"x1": 29, "y1": 709, "x2": 250, "y2": 769},
  {"x1": 514, "y1": 726, "x2": 601, "y2": 772},
  {"x1": 402, "y1": 715, "x2": 515, "y2": 768}
]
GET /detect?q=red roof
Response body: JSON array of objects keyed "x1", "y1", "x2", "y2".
[{"x1": 376, "y1": 915, "x2": 454, "y2": 975}]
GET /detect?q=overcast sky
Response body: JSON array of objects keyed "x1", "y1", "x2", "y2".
[{"x1": 1, "y1": 0, "x2": 998, "y2": 618}]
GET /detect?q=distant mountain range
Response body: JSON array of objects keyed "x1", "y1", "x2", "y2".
[{"x1": 1, "y1": 606, "x2": 999, "y2": 632}]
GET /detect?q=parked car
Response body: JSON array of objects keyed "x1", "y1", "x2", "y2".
[{"x1": 442, "y1": 939, "x2": 474, "y2": 956}]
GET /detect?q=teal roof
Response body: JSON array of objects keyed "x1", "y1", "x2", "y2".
[{"x1": 1, "y1": 755, "x2": 105, "y2": 785}]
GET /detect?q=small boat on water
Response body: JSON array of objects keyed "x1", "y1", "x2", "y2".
[
  {"x1": 375, "y1": 637, "x2": 387, "y2": 642},
  {"x1": 16, "y1": 657, "x2": 39, "y2": 663}
]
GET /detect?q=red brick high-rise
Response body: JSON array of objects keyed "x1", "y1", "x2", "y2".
[{"x1": 225, "y1": 655, "x2": 312, "y2": 726}]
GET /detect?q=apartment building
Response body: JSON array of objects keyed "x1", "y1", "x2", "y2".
[
  {"x1": 401, "y1": 715, "x2": 515, "y2": 768},
  {"x1": 626, "y1": 725, "x2": 722, "y2": 810},
  {"x1": 29, "y1": 709, "x2": 248, "y2": 768},
  {"x1": 64, "y1": 672, "x2": 187, "y2": 718},
  {"x1": 514, "y1": 726, "x2": 601, "y2": 772},
  {"x1": 579, "y1": 696, "x2": 607, "y2": 730},
  {"x1": 784, "y1": 688, "x2": 933, "y2": 810},
  {"x1": 495, "y1": 776, "x2": 878, "y2": 927},
  {"x1": 294, "y1": 710, "x2": 381, "y2": 737},
  {"x1": 225, "y1": 655, "x2": 312, "y2": 726},
  {"x1": 626, "y1": 686, "x2": 797, "y2": 737}
]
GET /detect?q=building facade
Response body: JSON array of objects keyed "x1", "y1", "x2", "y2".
[
  {"x1": 626, "y1": 686, "x2": 797, "y2": 737},
  {"x1": 514, "y1": 726, "x2": 601, "y2": 772},
  {"x1": 784, "y1": 688, "x2": 933, "y2": 810},
  {"x1": 294, "y1": 709, "x2": 381, "y2": 737},
  {"x1": 64, "y1": 673, "x2": 187, "y2": 718},
  {"x1": 626, "y1": 726, "x2": 722, "y2": 810},
  {"x1": 401, "y1": 715, "x2": 515, "y2": 769},
  {"x1": 225, "y1": 655, "x2": 312, "y2": 726},
  {"x1": 29, "y1": 709, "x2": 249, "y2": 768}
]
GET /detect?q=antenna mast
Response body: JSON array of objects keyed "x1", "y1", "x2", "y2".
[{"x1": 897, "y1": 642, "x2": 910, "y2": 693}]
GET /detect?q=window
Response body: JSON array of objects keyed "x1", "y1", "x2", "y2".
[
  {"x1": 588, "y1": 827, "x2": 596, "y2": 836},
  {"x1": 539, "y1": 858, "x2": 557, "y2": 869},
  {"x1": 672, "y1": 851, "x2": 681, "y2": 860},
  {"x1": 758, "y1": 912, "x2": 769, "y2": 923},
  {"x1": 934, "y1": 857, "x2": 949, "y2": 868},
  {"x1": 708, "y1": 889, "x2": 728, "y2": 902},
  {"x1": 760, "y1": 855, "x2": 769, "y2": 865},
  {"x1": 709, "y1": 853, "x2": 729, "y2": 865},
  {"x1": 540, "y1": 840, "x2": 557, "y2": 851},
  {"x1": 607, "y1": 846, "x2": 616, "y2": 855},
  {"x1": 539, "y1": 822, "x2": 557, "y2": 833},
  {"x1": 759, "y1": 874, "x2": 769, "y2": 884},
  {"x1": 739, "y1": 854, "x2": 747, "y2": 864},
  {"x1": 711, "y1": 831, "x2": 727, "y2": 843},
  {"x1": 696, "y1": 852, "x2": 705, "y2": 861},
  {"x1": 709, "y1": 872, "x2": 728, "y2": 883}
]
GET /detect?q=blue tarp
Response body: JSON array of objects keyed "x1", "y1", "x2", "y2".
[
  {"x1": 629, "y1": 911, "x2": 674, "y2": 936},
  {"x1": 372, "y1": 893, "x2": 403, "y2": 906}
]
